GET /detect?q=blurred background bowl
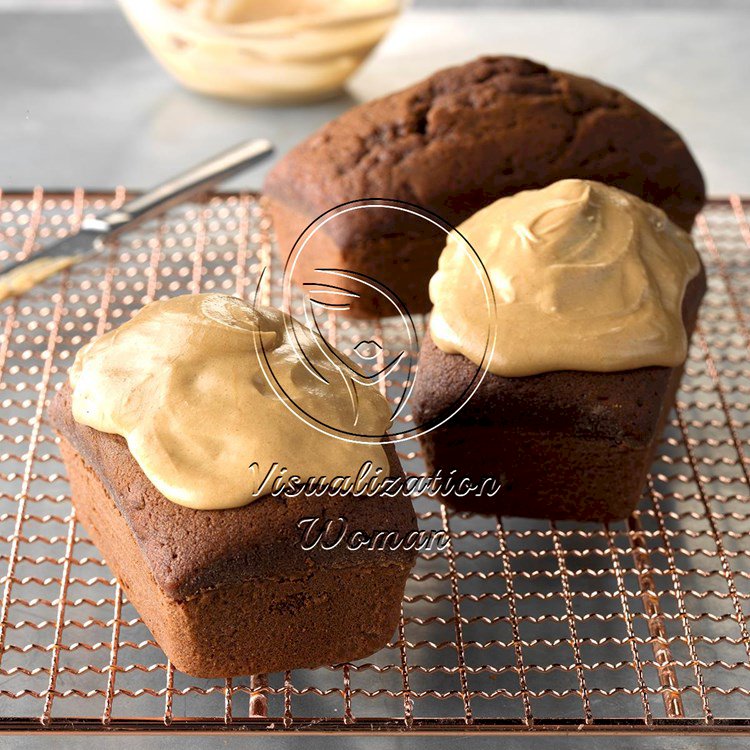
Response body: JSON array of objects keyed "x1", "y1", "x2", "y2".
[{"x1": 117, "y1": 0, "x2": 404, "y2": 104}]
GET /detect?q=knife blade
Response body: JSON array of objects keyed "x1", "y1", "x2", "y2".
[{"x1": 0, "y1": 138, "x2": 274, "y2": 301}]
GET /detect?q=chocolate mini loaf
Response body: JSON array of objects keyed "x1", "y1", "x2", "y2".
[
  {"x1": 412, "y1": 273, "x2": 705, "y2": 520},
  {"x1": 51, "y1": 295, "x2": 418, "y2": 677},
  {"x1": 264, "y1": 55, "x2": 705, "y2": 317},
  {"x1": 51, "y1": 383, "x2": 416, "y2": 677},
  {"x1": 412, "y1": 180, "x2": 706, "y2": 520}
]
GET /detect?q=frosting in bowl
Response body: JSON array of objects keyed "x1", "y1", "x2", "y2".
[
  {"x1": 69, "y1": 294, "x2": 391, "y2": 509},
  {"x1": 429, "y1": 179, "x2": 701, "y2": 377},
  {"x1": 119, "y1": 0, "x2": 400, "y2": 103}
]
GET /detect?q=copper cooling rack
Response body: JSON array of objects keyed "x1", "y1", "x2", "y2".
[{"x1": 0, "y1": 190, "x2": 749, "y2": 735}]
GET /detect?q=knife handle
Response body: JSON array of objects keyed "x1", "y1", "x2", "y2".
[{"x1": 81, "y1": 138, "x2": 274, "y2": 234}]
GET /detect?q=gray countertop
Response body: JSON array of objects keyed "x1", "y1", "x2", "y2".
[{"x1": 1, "y1": 3, "x2": 748, "y2": 194}]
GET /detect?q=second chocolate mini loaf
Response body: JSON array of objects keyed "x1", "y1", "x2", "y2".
[{"x1": 412, "y1": 180, "x2": 706, "y2": 521}]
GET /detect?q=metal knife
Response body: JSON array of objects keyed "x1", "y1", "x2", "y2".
[{"x1": 0, "y1": 138, "x2": 274, "y2": 299}]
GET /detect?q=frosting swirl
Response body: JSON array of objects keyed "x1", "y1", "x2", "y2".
[
  {"x1": 429, "y1": 179, "x2": 701, "y2": 377},
  {"x1": 69, "y1": 294, "x2": 391, "y2": 509}
]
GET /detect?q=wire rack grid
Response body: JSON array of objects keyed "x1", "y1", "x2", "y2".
[{"x1": 0, "y1": 190, "x2": 749, "y2": 735}]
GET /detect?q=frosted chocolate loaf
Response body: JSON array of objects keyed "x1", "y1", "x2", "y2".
[
  {"x1": 51, "y1": 386, "x2": 416, "y2": 677},
  {"x1": 51, "y1": 295, "x2": 418, "y2": 677},
  {"x1": 411, "y1": 180, "x2": 706, "y2": 520},
  {"x1": 264, "y1": 56, "x2": 705, "y2": 317}
]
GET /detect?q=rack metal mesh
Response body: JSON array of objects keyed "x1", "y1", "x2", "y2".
[{"x1": 0, "y1": 190, "x2": 749, "y2": 734}]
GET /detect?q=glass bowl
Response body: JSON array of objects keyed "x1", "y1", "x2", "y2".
[{"x1": 118, "y1": 0, "x2": 403, "y2": 104}]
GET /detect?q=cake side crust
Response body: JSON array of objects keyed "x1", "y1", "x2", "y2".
[
  {"x1": 411, "y1": 265, "x2": 706, "y2": 519},
  {"x1": 413, "y1": 267, "x2": 706, "y2": 443},
  {"x1": 50, "y1": 382, "x2": 417, "y2": 600},
  {"x1": 60, "y1": 436, "x2": 410, "y2": 677},
  {"x1": 267, "y1": 196, "x2": 442, "y2": 316}
]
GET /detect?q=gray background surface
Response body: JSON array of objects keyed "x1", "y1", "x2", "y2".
[{"x1": 0, "y1": 1, "x2": 748, "y2": 193}]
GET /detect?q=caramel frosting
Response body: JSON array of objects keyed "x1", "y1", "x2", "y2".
[
  {"x1": 429, "y1": 179, "x2": 701, "y2": 377},
  {"x1": 69, "y1": 294, "x2": 391, "y2": 510},
  {"x1": 0, "y1": 254, "x2": 83, "y2": 303}
]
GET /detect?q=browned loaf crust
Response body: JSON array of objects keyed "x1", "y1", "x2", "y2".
[
  {"x1": 411, "y1": 267, "x2": 707, "y2": 520},
  {"x1": 264, "y1": 55, "x2": 705, "y2": 317},
  {"x1": 50, "y1": 384, "x2": 417, "y2": 677}
]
